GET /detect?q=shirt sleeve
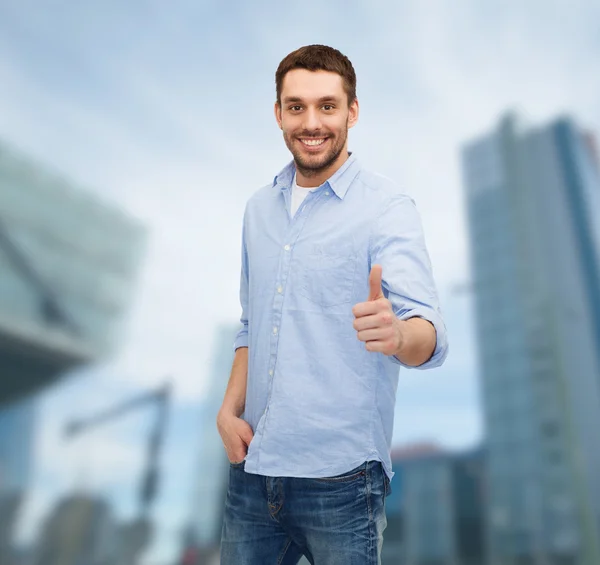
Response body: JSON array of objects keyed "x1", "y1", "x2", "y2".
[
  {"x1": 233, "y1": 208, "x2": 249, "y2": 352},
  {"x1": 369, "y1": 195, "x2": 449, "y2": 369}
]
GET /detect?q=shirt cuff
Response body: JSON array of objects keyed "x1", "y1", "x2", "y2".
[
  {"x1": 233, "y1": 326, "x2": 249, "y2": 352},
  {"x1": 390, "y1": 308, "x2": 449, "y2": 370}
]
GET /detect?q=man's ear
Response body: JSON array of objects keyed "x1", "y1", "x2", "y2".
[
  {"x1": 274, "y1": 101, "x2": 283, "y2": 130},
  {"x1": 348, "y1": 98, "x2": 359, "y2": 129}
]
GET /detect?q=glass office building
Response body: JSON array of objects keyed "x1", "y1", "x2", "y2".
[
  {"x1": 0, "y1": 139, "x2": 147, "y2": 405},
  {"x1": 384, "y1": 445, "x2": 486, "y2": 565},
  {"x1": 462, "y1": 114, "x2": 600, "y2": 565}
]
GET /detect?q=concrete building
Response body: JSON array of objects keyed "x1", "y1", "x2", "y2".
[{"x1": 461, "y1": 113, "x2": 600, "y2": 565}]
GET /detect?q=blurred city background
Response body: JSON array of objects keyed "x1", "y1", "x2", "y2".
[{"x1": 0, "y1": 2, "x2": 598, "y2": 565}]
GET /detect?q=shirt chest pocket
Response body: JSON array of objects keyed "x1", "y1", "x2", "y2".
[{"x1": 298, "y1": 242, "x2": 357, "y2": 308}]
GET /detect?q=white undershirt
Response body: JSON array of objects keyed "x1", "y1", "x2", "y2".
[{"x1": 291, "y1": 172, "x2": 318, "y2": 217}]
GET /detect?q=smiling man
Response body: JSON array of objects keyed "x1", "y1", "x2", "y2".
[{"x1": 216, "y1": 44, "x2": 449, "y2": 565}]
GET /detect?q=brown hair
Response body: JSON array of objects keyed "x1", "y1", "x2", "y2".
[{"x1": 275, "y1": 45, "x2": 357, "y2": 106}]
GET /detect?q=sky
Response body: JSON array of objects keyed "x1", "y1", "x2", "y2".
[{"x1": 1, "y1": 0, "x2": 599, "y2": 563}]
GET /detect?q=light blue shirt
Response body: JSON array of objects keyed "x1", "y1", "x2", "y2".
[{"x1": 234, "y1": 153, "x2": 448, "y2": 480}]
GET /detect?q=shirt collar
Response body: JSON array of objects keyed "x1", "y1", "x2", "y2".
[{"x1": 272, "y1": 152, "x2": 360, "y2": 200}]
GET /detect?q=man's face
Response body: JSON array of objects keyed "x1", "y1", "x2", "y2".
[{"x1": 275, "y1": 69, "x2": 358, "y2": 178}]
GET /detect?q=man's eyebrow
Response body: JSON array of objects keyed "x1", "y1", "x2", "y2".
[{"x1": 282, "y1": 95, "x2": 341, "y2": 104}]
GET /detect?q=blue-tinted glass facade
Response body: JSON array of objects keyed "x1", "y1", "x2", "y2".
[
  {"x1": 462, "y1": 114, "x2": 600, "y2": 564},
  {"x1": 0, "y1": 397, "x2": 35, "y2": 493},
  {"x1": 384, "y1": 448, "x2": 486, "y2": 565}
]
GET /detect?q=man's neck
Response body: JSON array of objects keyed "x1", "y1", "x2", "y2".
[{"x1": 295, "y1": 149, "x2": 350, "y2": 188}]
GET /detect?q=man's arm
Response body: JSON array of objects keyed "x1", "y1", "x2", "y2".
[
  {"x1": 393, "y1": 317, "x2": 436, "y2": 367},
  {"x1": 353, "y1": 264, "x2": 438, "y2": 367},
  {"x1": 216, "y1": 208, "x2": 253, "y2": 463},
  {"x1": 353, "y1": 195, "x2": 449, "y2": 369},
  {"x1": 219, "y1": 346, "x2": 249, "y2": 418},
  {"x1": 217, "y1": 347, "x2": 254, "y2": 464}
]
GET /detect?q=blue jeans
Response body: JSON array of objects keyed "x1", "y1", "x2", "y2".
[{"x1": 220, "y1": 460, "x2": 390, "y2": 565}]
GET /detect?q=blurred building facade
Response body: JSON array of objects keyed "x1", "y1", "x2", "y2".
[
  {"x1": 33, "y1": 494, "x2": 116, "y2": 565},
  {"x1": 383, "y1": 444, "x2": 486, "y2": 565},
  {"x1": 0, "y1": 397, "x2": 36, "y2": 563},
  {"x1": 0, "y1": 396, "x2": 36, "y2": 493},
  {"x1": 179, "y1": 323, "x2": 240, "y2": 564},
  {"x1": 0, "y1": 139, "x2": 147, "y2": 563},
  {"x1": 462, "y1": 113, "x2": 600, "y2": 565},
  {"x1": 0, "y1": 140, "x2": 147, "y2": 406}
]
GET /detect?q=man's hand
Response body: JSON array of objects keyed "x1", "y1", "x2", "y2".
[
  {"x1": 216, "y1": 410, "x2": 254, "y2": 464},
  {"x1": 352, "y1": 264, "x2": 404, "y2": 356}
]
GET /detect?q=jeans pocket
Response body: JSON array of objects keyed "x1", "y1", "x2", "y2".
[
  {"x1": 229, "y1": 460, "x2": 245, "y2": 469},
  {"x1": 314, "y1": 462, "x2": 366, "y2": 483}
]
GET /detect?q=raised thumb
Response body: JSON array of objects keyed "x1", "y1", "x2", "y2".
[{"x1": 368, "y1": 264, "x2": 384, "y2": 301}]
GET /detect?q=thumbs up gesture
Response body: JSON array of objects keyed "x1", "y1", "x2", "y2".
[{"x1": 352, "y1": 264, "x2": 404, "y2": 355}]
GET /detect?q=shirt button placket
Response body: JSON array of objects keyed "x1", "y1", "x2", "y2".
[{"x1": 268, "y1": 243, "x2": 291, "y2": 391}]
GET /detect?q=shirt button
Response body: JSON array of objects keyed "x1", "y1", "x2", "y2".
[
  {"x1": 273, "y1": 327, "x2": 278, "y2": 334},
  {"x1": 269, "y1": 369, "x2": 273, "y2": 376},
  {"x1": 284, "y1": 244, "x2": 290, "y2": 251},
  {"x1": 325, "y1": 191, "x2": 330, "y2": 195},
  {"x1": 277, "y1": 285, "x2": 283, "y2": 293}
]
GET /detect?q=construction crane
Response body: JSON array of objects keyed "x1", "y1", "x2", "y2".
[{"x1": 63, "y1": 380, "x2": 172, "y2": 564}]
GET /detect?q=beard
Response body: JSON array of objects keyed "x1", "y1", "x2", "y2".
[{"x1": 283, "y1": 125, "x2": 348, "y2": 180}]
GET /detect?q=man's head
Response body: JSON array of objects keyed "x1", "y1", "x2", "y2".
[{"x1": 274, "y1": 45, "x2": 359, "y2": 183}]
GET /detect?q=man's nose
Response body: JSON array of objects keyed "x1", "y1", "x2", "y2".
[{"x1": 302, "y1": 108, "x2": 322, "y2": 132}]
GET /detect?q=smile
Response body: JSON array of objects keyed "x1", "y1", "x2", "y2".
[{"x1": 299, "y1": 138, "x2": 328, "y2": 148}]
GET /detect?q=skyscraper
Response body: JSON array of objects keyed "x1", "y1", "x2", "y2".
[{"x1": 462, "y1": 113, "x2": 600, "y2": 565}]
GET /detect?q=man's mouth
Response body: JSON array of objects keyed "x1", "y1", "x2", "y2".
[{"x1": 299, "y1": 137, "x2": 328, "y2": 149}]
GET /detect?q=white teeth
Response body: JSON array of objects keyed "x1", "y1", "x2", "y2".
[{"x1": 301, "y1": 138, "x2": 325, "y2": 146}]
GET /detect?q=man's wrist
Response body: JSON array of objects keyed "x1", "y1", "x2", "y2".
[
  {"x1": 392, "y1": 318, "x2": 408, "y2": 359},
  {"x1": 217, "y1": 405, "x2": 243, "y2": 423},
  {"x1": 391, "y1": 317, "x2": 436, "y2": 366}
]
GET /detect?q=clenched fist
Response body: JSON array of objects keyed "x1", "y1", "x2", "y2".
[{"x1": 352, "y1": 264, "x2": 404, "y2": 356}]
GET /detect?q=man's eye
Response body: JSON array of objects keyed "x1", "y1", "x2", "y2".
[
  {"x1": 290, "y1": 105, "x2": 302, "y2": 111},
  {"x1": 323, "y1": 105, "x2": 334, "y2": 111}
]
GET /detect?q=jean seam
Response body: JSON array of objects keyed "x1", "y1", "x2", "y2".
[
  {"x1": 366, "y1": 463, "x2": 375, "y2": 564},
  {"x1": 276, "y1": 537, "x2": 293, "y2": 565}
]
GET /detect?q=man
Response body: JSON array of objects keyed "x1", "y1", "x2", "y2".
[{"x1": 217, "y1": 44, "x2": 448, "y2": 565}]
